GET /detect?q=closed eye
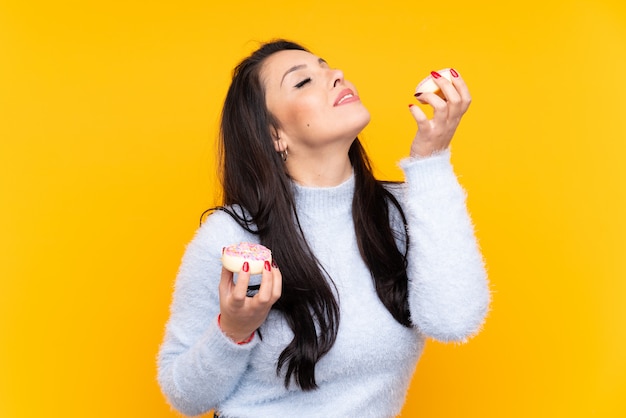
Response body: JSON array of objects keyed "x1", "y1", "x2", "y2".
[{"x1": 294, "y1": 78, "x2": 311, "y2": 89}]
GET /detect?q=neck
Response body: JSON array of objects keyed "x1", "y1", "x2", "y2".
[{"x1": 285, "y1": 144, "x2": 353, "y2": 187}]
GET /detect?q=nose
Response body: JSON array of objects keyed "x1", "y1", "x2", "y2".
[{"x1": 331, "y1": 69, "x2": 344, "y2": 88}]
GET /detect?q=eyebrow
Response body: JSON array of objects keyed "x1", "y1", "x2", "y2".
[{"x1": 280, "y1": 57, "x2": 327, "y2": 86}]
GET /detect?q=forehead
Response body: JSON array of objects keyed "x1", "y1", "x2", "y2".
[{"x1": 261, "y1": 49, "x2": 318, "y2": 86}]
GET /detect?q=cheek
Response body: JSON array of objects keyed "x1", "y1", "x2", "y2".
[{"x1": 285, "y1": 96, "x2": 326, "y2": 130}]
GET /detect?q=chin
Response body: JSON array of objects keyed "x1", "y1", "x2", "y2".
[{"x1": 352, "y1": 108, "x2": 371, "y2": 135}]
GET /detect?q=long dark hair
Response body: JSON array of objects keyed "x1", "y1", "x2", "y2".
[{"x1": 216, "y1": 39, "x2": 411, "y2": 390}]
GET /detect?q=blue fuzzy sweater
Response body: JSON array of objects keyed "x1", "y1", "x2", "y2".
[{"x1": 157, "y1": 151, "x2": 490, "y2": 417}]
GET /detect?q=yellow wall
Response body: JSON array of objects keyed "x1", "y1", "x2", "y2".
[{"x1": 1, "y1": 0, "x2": 625, "y2": 416}]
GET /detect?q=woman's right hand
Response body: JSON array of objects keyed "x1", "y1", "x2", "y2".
[
  {"x1": 408, "y1": 69, "x2": 472, "y2": 158},
  {"x1": 218, "y1": 261, "x2": 282, "y2": 343}
]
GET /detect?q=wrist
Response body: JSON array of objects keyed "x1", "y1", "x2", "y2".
[
  {"x1": 217, "y1": 314, "x2": 255, "y2": 345},
  {"x1": 410, "y1": 144, "x2": 448, "y2": 159}
]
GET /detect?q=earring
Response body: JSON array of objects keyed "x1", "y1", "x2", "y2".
[{"x1": 274, "y1": 133, "x2": 287, "y2": 162}]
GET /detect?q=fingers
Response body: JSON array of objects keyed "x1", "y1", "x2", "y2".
[
  {"x1": 413, "y1": 89, "x2": 451, "y2": 130},
  {"x1": 256, "y1": 261, "x2": 273, "y2": 303},
  {"x1": 222, "y1": 258, "x2": 281, "y2": 306},
  {"x1": 410, "y1": 69, "x2": 471, "y2": 124},
  {"x1": 429, "y1": 93, "x2": 451, "y2": 127},
  {"x1": 449, "y1": 70, "x2": 472, "y2": 110},
  {"x1": 257, "y1": 260, "x2": 282, "y2": 304},
  {"x1": 232, "y1": 262, "x2": 251, "y2": 302},
  {"x1": 408, "y1": 103, "x2": 430, "y2": 131},
  {"x1": 219, "y1": 266, "x2": 234, "y2": 295},
  {"x1": 271, "y1": 261, "x2": 283, "y2": 300},
  {"x1": 434, "y1": 69, "x2": 471, "y2": 115}
]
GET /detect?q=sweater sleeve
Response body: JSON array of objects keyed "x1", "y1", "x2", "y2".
[
  {"x1": 157, "y1": 211, "x2": 258, "y2": 416},
  {"x1": 399, "y1": 150, "x2": 490, "y2": 342}
]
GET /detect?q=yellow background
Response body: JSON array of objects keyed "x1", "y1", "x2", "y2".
[{"x1": 1, "y1": 0, "x2": 625, "y2": 416}]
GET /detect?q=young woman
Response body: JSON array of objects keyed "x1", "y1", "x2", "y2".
[{"x1": 158, "y1": 39, "x2": 490, "y2": 417}]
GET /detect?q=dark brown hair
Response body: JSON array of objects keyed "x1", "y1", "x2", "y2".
[{"x1": 217, "y1": 39, "x2": 410, "y2": 390}]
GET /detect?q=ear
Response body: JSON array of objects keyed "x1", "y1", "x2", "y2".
[
  {"x1": 274, "y1": 139, "x2": 287, "y2": 154},
  {"x1": 270, "y1": 126, "x2": 287, "y2": 153}
]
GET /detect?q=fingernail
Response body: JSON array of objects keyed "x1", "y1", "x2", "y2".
[
  {"x1": 271, "y1": 260, "x2": 278, "y2": 268},
  {"x1": 414, "y1": 92, "x2": 422, "y2": 97},
  {"x1": 431, "y1": 71, "x2": 442, "y2": 79},
  {"x1": 222, "y1": 247, "x2": 225, "y2": 254},
  {"x1": 242, "y1": 261, "x2": 249, "y2": 272},
  {"x1": 408, "y1": 104, "x2": 414, "y2": 108},
  {"x1": 450, "y1": 68, "x2": 459, "y2": 78},
  {"x1": 264, "y1": 260, "x2": 271, "y2": 271}
]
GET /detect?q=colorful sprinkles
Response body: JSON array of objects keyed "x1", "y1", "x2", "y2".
[{"x1": 223, "y1": 242, "x2": 271, "y2": 260}]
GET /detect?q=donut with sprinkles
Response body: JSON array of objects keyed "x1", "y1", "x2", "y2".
[{"x1": 221, "y1": 242, "x2": 272, "y2": 274}]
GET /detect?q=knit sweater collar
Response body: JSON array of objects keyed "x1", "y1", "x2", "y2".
[{"x1": 292, "y1": 173, "x2": 355, "y2": 217}]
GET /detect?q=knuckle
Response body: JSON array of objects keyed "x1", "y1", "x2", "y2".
[
  {"x1": 433, "y1": 102, "x2": 447, "y2": 111},
  {"x1": 256, "y1": 293, "x2": 271, "y2": 304},
  {"x1": 232, "y1": 293, "x2": 246, "y2": 303},
  {"x1": 448, "y1": 96, "x2": 462, "y2": 106}
]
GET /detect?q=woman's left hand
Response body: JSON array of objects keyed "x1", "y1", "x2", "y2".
[{"x1": 408, "y1": 69, "x2": 471, "y2": 158}]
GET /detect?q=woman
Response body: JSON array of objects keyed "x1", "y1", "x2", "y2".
[{"x1": 158, "y1": 39, "x2": 490, "y2": 417}]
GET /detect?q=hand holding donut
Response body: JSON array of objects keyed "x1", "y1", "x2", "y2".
[
  {"x1": 408, "y1": 68, "x2": 471, "y2": 158},
  {"x1": 218, "y1": 243, "x2": 282, "y2": 343}
]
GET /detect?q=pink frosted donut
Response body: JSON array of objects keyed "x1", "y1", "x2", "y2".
[
  {"x1": 221, "y1": 242, "x2": 272, "y2": 274},
  {"x1": 414, "y1": 68, "x2": 453, "y2": 101}
]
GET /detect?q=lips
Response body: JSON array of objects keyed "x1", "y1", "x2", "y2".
[{"x1": 334, "y1": 88, "x2": 360, "y2": 106}]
